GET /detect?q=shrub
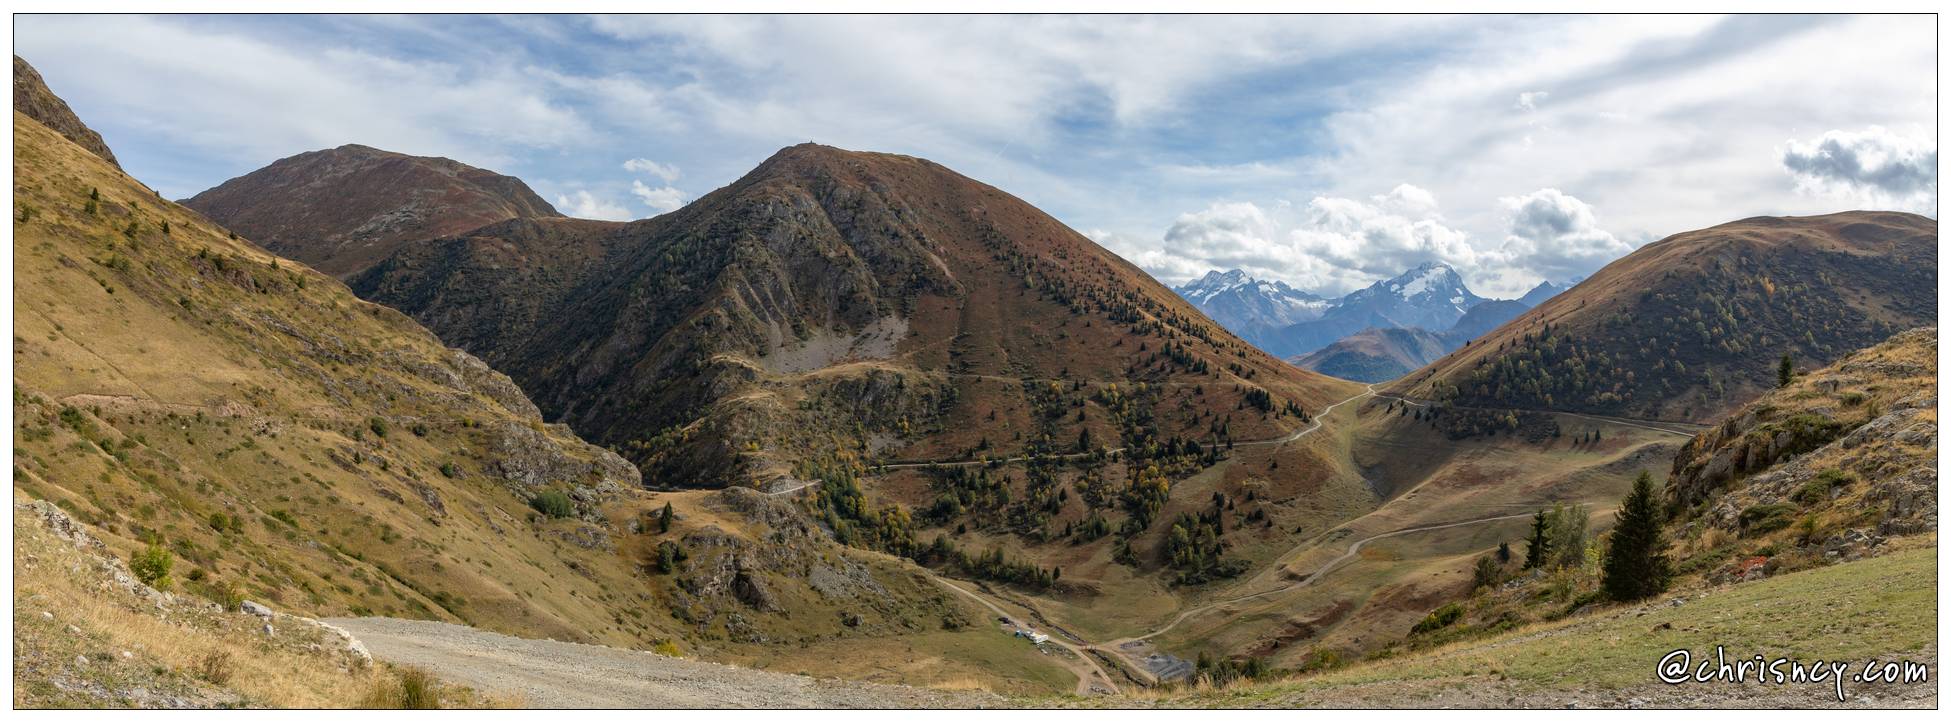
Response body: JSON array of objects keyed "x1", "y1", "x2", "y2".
[
  {"x1": 1793, "y1": 468, "x2": 1852, "y2": 506},
  {"x1": 529, "y1": 490, "x2": 574, "y2": 519},
  {"x1": 130, "y1": 542, "x2": 174, "y2": 590},
  {"x1": 364, "y1": 668, "x2": 442, "y2": 709},
  {"x1": 367, "y1": 417, "x2": 389, "y2": 438},
  {"x1": 651, "y1": 639, "x2": 683, "y2": 657},
  {"x1": 195, "y1": 651, "x2": 233, "y2": 684},
  {"x1": 398, "y1": 669, "x2": 439, "y2": 709},
  {"x1": 1738, "y1": 503, "x2": 1798, "y2": 535},
  {"x1": 1410, "y1": 602, "x2": 1464, "y2": 635}
]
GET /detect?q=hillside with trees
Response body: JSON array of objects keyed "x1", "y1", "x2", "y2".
[{"x1": 1390, "y1": 212, "x2": 1935, "y2": 426}]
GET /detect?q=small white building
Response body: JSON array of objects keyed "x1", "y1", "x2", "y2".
[{"x1": 1014, "y1": 629, "x2": 1050, "y2": 644}]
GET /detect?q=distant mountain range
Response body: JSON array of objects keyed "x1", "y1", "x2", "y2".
[{"x1": 1175, "y1": 263, "x2": 1575, "y2": 381}]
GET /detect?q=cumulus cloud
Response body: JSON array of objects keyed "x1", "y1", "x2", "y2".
[
  {"x1": 1514, "y1": 90, "x2": 1549, "y2": 112},
  {"x1": 554, "y1": 190, "x2": 632, "y2": 221},
  {"x1": 622, "y1": 157, "x2": 681, "y2": 183},
  {"x1": 1136, "y1": 186, "x2": 1486, "y2": 295},
  {"x1": 1781, "y1": 127, "x2": 1936, "y2": 213},
  {"x1": 1131, "y1": 185, "x2": 1630, "y2": 297},
  {"x1": 630, "y1": 180, "x2": 688, "y2": 213},
  {"x1": 1494, "y1": 189, "x2": 1631, "y2": 281}
]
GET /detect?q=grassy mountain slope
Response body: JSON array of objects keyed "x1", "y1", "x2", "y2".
[
  {"x1": 13, "y1": 109, "x2": 1065, "y2": 692},
  {"x1": 1389, "y1": 211, "x2": 1935, "y2": 424},
  {"x1": 1096, "y1": 326, "x2": 1938, "y2": 707},
  {"x1": 183, "y1": 144, "x2": 561, "y2": 278}
]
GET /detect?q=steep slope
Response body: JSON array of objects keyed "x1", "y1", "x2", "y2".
[
  {"x1": 1260, "y1": 263, "x2": 1487, "y2": 357},
  {"x1": 349, "y1": 143, "x2": 1357, "y2": 489},
  {"x1": 1666, "y1": 326, "x2": 1935, "y2": 547},
  {"x1": 13, "y1": 110, "x2": 1014, "y2": 685},
  {"x1": 1289, "y1": 327, "x2": 1451, "y2": 383},
  {"x1": 1174, "y1": 270, "x2": 1332, "y2": 346},
  {"x1": 1390, "y1": 212, "x2": 1936, "y2": 426},
  {"x1": 13, "y1": 56, "x2": 119, "y2": 169},
  {"x1": 183, "y1": 144, "x2": 561, "y2": 277}
]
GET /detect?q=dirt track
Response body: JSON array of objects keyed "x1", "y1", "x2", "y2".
[{"x1": 325, "y1": 618, "x2": 1002, "y2": 709}]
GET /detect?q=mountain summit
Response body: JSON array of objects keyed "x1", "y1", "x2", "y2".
[
  {"x1": 184, "y1": 144, "x2": 561, "y2": 277},
  {"x1": 339, "y1": 142, "x2": 1355, "y2": 486},
  {"x1": 1172, "y1": 270, "x2": 1333, "y2": 343}
]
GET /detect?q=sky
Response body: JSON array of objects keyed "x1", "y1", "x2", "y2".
[{"x1": 14, "y1": 13, "x2": 1937, "y2": 298}]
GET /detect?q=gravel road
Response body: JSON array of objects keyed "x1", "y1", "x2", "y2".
[{"x1": 325, "y1": 618, "x2": 1004, "y2": 709}]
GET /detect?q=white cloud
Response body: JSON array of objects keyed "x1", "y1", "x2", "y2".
[
  {"x1": 15, "y1": 14, "x2": 589, "y2": 175},
  {"x1": 1130, "y1": 185, "x2": 1631, "y2": 298},
  {"x1": 630, "y1": 180, "x2": 687, "y2": 213},
  {"x1": 555, "y1": 190, "x2": 632, "y2": 221},
  {"x1": 1494, "y1": 189, "x2": 1631, "y2": 282},
  {"x1": 1781, "y1": 127, "x2": 1936, "y2": 214},
  {"x1": 622, "y1": 158, "x2": 681, "y2": 183},
  {"x1": 1514, "y1": 91, "x2": 1549, "y2": 112},
  {"x1": 1137, "y1": 187, "x2": 1479, "y2": 296}
]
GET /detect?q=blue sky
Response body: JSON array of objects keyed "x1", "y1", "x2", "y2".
[{"x1": 15, "y1": 14, "x2": 1936, "y2": 297}]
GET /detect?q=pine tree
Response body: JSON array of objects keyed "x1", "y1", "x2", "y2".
[
  {"x1": 1777, "y1": 353, "x2": 1794, "y2": 388},
  {"x1": 1602, "y1": 471, "x2": 1672, "y2": 601},
  {"x1": 1523, "y1": 510, "x2": 1551, "y2": 569},
  {"x1": 657, "y1": 501, "x2": 674, "y2": 533}
]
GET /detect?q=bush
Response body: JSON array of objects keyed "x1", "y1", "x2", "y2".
[
  {"x1": 130, "y1": 542, "x2": 174, "y2": 590},
  {"x1": 364, "y1": 667, "x2": 442, "y2": 709},
  {"x1": 1738, "y1": 503, "x2": 1798, "y2": 535},
  {"x1": 1793, "y1": 468, "x2": 1852, "y2": 506},
  {"x1": 398, "y1": 669, "x2": 439, "y2": 709},
  {"x1": 528, "y1": 490, "x2": 575, "y2": 519},
  {"x1": 195, "y1": 651, "x2": 233, "y2": 684},
  {"x1": 1410, "y1": 603, "x2": 1464, "y2": 635}
]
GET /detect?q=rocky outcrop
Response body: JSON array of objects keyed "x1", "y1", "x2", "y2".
[
  {"x1": 13, "y1": 56, "x2": 119, "y2": 169},
  {"x1": 485, "y1": 419, "x2": 640, "y2": 494},
  {"x1": 1669, "y1": 327, "x2": 1937, "y2": 542}
]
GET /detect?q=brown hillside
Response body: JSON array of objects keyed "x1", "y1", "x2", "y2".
[
  {"x1": 183, "y1": 144, "x2": 561, "y2": 277},
  {"x1": 1389, "y1": 211, "x2": 1935, "y2": 425},
  {"x1": 12, "y1": 109, "x2": 1017, "y2": 682},
  {"x1": 350, "y1": 143, "x2": 1359, "y2": 490}
]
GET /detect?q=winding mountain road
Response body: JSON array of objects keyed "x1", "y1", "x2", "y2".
[{"x1": 929, "y1": 578, "x2": 1122, "y2": 696}]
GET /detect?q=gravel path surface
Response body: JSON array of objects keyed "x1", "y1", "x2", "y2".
[{"x1": 325, "y1": 618, "x2": 1004, "y2": 709}]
